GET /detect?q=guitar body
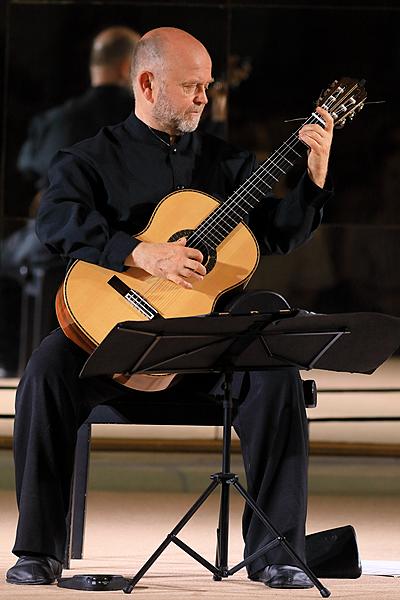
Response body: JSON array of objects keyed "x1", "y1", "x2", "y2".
[{"x1": 57, "y1": 189, "x2": 260, "y2": 389}]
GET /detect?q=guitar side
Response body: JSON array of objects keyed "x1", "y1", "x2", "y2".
[{"x1": 58, "y1": 189, "x2": 260, "y2": 349}]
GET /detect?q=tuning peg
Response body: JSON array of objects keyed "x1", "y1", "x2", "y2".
[
  {"x1": 318, "y1": 79, "x2": 339, "y2": 104},
  {"x1": 335, "y1": 118, "x2": 346, "y2": 129}
]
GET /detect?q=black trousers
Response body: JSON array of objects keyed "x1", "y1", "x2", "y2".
[{"x1": 12, "y1": 328, "x2": 308, "y2": 576}]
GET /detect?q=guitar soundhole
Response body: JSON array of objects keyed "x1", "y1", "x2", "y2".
[{"x1": 168, "y1": 229, "x2": 216, "y2": 274}]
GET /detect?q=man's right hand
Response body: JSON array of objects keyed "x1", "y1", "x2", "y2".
[{"x1": 125, "y1": 238, "x2": 206, "y2": 289}]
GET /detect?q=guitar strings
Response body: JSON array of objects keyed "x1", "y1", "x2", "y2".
[
  {"x1": 195, "y1": 87, "x2": 354, "y2": 245},
  {"x1": 189, "y1": 109, "x2": 332, "y2": 248},
  {"x1": 138, "y1": 95, "x2": 338, "y2": 307},
  {"x1": 189, "y1": 84, "x2": 358, "y2": 248},
  {"x1": 189, "y1": 116, "x2": 317, "y2": 248},
  {"x1": 136, "y1": 88, "x2": 346, "y2": 308},
  {"x1": 138, "y1": 117, "x2": 324, "y2": 311}
]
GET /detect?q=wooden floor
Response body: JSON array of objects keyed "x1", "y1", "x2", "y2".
[{"x1": 1, "y1": 488, "x2": 400, "y2": 599}]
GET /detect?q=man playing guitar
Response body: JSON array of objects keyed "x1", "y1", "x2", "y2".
[{"x1": 7, "y1": 27, "x2": 333, "y2": 588}]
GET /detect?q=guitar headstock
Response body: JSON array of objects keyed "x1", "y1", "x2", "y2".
[{"x1": 317, "y1": 77, "x2": 367, "y2": 128}]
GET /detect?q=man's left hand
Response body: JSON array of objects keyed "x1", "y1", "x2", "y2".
[{"x1": 298, "y1": 107, "x2": 334, "y2": 189}]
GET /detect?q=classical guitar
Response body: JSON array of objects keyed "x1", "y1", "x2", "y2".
[{"x1": 56, "y1": 78, "x2": 367, "y2": 391}]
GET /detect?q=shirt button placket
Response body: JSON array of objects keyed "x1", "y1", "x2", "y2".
[{"x1": 169, "y1": 146, "x2": 179, "y2": 190}]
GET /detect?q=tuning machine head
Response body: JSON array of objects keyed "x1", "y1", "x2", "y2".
[{"x1": 318, "y1": 77, "x2": 367, "y2": 129}]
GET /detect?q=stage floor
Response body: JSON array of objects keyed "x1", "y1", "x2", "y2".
[{"x1": 1, "y1": 480, "x2": 400, "y2": 599}]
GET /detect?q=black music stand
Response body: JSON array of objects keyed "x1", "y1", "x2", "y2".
[{"x1": 80, "y1": 310, "x2": 400, "y2": 598}]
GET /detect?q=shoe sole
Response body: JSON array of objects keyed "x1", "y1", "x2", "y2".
[{"x1": 6, "y1": 577, "x2": 56, "y2": 585}]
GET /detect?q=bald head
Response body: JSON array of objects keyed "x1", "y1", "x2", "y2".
[
  {"x1": 90, "y1": 26, "x2": 140, "y2": 88},
  {"x1": 131, "y1": 27, "x2": 211, "y2": 96},
  {"x1": 131, "y1": 28, "x2": 213, "y2": 136}
]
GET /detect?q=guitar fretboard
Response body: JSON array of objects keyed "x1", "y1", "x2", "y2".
[{"x1": 187, "y1": 112, "x2": 325, "y2": 250}]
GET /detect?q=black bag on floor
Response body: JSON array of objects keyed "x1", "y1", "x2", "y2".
[{"x1": 306, "y1": 525, "x2": 362, "y2": 579}]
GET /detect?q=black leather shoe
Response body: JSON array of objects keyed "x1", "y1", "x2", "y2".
[
  {"x1": 250, "y1": 564, "x2": 313, "y2": 589},
  {"x1": 6, "y1": 555, "x2": 62, "y2": 585}
]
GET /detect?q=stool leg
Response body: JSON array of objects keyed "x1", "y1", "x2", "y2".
[
  {"x1": 63, "y1": 494, "x2": 73, "y2": 568},
  {"x1": 70, "y1": 423, "x2": 92, "y2": 560}
]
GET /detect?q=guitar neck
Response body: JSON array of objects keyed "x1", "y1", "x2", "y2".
[{"x1": 187, "y1": 112, "x2": 324, "y2": 250}]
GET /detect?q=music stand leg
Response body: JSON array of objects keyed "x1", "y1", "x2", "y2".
[
  {"x1": 230, "y1": 480, "x2": 331, "y2": 597},
  {"x1": 123, "y1": 370, "x2": 330, "y2": 598},
  {"x1": 214, "y1": 371, "x2": 233, "y2": 579},
  {"x1": 123, "y1": 479, "x2": 220, "y2": 593}
]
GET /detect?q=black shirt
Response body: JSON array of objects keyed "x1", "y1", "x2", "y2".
[{"x1": 37, "y1": 113, "x2": 333, "y2": 272}]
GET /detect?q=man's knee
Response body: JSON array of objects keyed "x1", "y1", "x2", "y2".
[{"x1": 21, "y1": 329, "x2": 86, "y2": 383}]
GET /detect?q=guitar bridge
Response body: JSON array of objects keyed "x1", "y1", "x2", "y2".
[{"x1": 108, "y1": 276, "x2": 159, "y2": 320}]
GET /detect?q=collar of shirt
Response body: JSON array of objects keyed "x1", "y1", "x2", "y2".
[{"x1": 124, "y1": 112, "x2": 195, "y2": 154}]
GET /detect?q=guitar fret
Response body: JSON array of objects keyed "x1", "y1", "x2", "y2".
[
  {"x1": 267, "y1": 156, "x2": 286, "y2": 174},
  {"x1": 283, "y1": 141, "x2": 301, "y2": 157},
  {"x1": 251, "y1": 183, "x2": 265, "y2": 195},
  {"x1": 213, "y1": 229, "x2": 226, "y2": 244},
  {"x1": 215, "y1": 221, "x2": 230, "y2": 235},
  {"x1": 274, "y1": 150, "x2": 293, "y2": 167},
  {"x1": 262, "y1": 169, "x2": 279, "y2": 182},
  {"x1": 230, "y1": 206, "x2": 244, "y2": 219},
  {"x1": 222, "y1": 211, "x2": 239, "y2": 225},
  {"x1": 255, "y1": 176, "x2": 272, "y2": 190},
  {"x1": 206, "y1": 229, "x2": 220, "y2": 244},
  {"x1": 215, "y1": 205, "x2": 244, "y2": 220},
  {"x1": 245, "y1": 191, "x2": 260, "y2": 204}
]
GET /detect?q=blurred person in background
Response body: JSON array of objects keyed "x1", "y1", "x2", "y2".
[
  {"x1": 18, "y1": 26, "x2": 140, "y2": 191},
  {"x1": 0, "y1": 27, "x2": 140, "y2": 377}
]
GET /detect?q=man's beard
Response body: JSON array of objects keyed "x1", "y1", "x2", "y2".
[{"x1": 153, "y1": 87, "x2": 202, "y2": 135}]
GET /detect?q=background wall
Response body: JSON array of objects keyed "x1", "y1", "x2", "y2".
[{"x1": 1, "y1": 0, "x2": 400, "y2": 380}]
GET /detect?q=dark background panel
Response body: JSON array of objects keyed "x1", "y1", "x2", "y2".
[{"x1": 228, "y1": 6, "x2": 399, "y2": 225}]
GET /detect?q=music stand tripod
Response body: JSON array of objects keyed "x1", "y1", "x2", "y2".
[
  {"x1": 80, "y1": 310, "x2": 365, "y2": 597},
  {"x1": 126, "y1": 366, "x2": 329, "y2": 597}
]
